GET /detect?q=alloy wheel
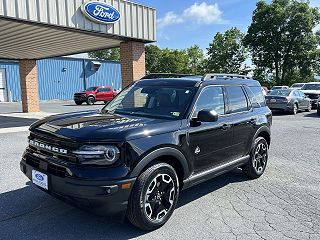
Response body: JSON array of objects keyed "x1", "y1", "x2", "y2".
[
  {"x1": 144, "y1": 174, "x2": 175, "y2": 222},
  {"x1": 253, "y1": 142, "x2": 268, "y2": 174}
]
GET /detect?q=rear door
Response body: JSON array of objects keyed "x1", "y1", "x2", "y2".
[
  {"x1": 0, "y1": 69, "x2": 8, "y2": 102},
  {"x1": 225, "y1": 86, "x2": 256, "y2": 160}
]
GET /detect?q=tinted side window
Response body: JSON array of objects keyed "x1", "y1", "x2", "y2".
[
  {"x1": 298, "y1": 91, "x2": 305, "y2": 97},
  {"x1": 100, "y1": 88, "x2": 111, "y2": 92},
  {"x1": 194, "y1": 86, "x2": 225, "y2": 115},
  {"x1": 245, "y1": 86, "x2": 266, "y2": 107},
  {"x1": 225, "y1": 86, "x2": 249, "y2": 113}
]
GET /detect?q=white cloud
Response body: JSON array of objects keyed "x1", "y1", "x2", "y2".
[
  {"x1": 157, "y1": 12, "x2": 183, "y2": 29},
  {"x1": 157, "y1": 2, "x2": 223, "y2": 29},
  {"x1": 183, "y1": 2, "x2": 222, "y2": 24}
]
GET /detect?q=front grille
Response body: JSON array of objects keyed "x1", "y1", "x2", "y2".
[
  {"x1": 74, "y1": 93, "x2": 86, "y2": 97},
  {"x1": 26, "y1": 158, "x2": 40, "y2": 168},
  {"x1": 47, "y1": 164, "x2": 68, "y2": 178},
  {"x1": 306, "y1": 94, "x2": 319, "y2": 100},
  {"x1": 28, "y1": 132, "x2": 79, "y2": 163}
]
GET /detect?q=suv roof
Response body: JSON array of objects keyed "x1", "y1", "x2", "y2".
[{"x1": 138, "y1": 76, "x2": 261, "y2": 88}]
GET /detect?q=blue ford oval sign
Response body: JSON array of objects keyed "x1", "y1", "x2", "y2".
[
  {"x1": 35, "y1": 173, "x2": 44, "y2": 181},
  {"x1": 81, "y1": 1, "x2": 121, "y2": 24}
]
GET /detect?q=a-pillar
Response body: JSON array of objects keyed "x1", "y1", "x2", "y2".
[
  {"x1": 19, "y1": 59, "x2": 40, "y2": 112},
  {"x1": 120, "y1": 41, "x2": 145, "y2": 88}
]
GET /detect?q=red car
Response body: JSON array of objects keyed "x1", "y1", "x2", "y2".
[{"x1": 73, "y1": 86, "x2": 118, "y2": 105}]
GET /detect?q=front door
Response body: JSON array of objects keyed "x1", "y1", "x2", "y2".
[
  {"x1": 188, "y1": 86, "x2": 233, "y2": 173},
  {"x1": 0, "y1": 69, "x2": 8, "y2": 102}
]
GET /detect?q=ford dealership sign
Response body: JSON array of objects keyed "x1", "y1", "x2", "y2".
[{"x1": 81, "y1": 1, "x2": 121, "y2": 24}]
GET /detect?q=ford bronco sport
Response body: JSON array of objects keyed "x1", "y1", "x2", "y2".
[{"x1": 21, "y1": 74, "x2": 272, "y2": 230}]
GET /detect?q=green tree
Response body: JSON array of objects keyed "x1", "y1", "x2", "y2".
[
  {"x1": 145, "y1": 45, "x2": 163, "y2": 73},
  {"x1": 88, "y1": 48, "x2": 120, "y2": 61},
  {"x1": 206, "y1": 27, "x2": 248, "y2": 74},
  {"x1": 186, "y1": 45, "x2": 205, "y2": 74},
  {"x1": 158, "y1": 48, "x2": 190, "y2": 73},
  {"x1": 244, "y1": 0, "x2": 320, "y2": 85}
]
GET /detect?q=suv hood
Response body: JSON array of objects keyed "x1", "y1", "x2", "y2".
[{"x1": 30, "y1": 110, "x2": 181, "y2": 142}]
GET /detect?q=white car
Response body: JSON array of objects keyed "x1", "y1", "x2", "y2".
[
  {"x1": 270, "y1": 86, "x2": 289, "y2": 90},
  {"x1": 301, "y1": 82, "x2": 320, "y2": 108},
  {"x1": 290, "y1": 83, "x2": 305, "y2": 89}
]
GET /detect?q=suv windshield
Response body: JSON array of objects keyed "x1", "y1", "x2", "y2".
[
  {"x1": 86, "y1": 87, "x2": 98, "y2": 91},
  {"x1": 301, "y1": 84, "x2": 320, "y2": 90},
  {"x1": 291, "y1": 84, "x2": 304, "y2": 88},
  {"x1": 102, "y1": 84, "x2": 196, "y2": 119},
  {"x1": 268, "y1": 90, "x2": 291, "y2": 96}
]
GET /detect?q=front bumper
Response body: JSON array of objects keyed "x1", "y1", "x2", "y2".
[
  {"x1": 73, "y1": 94, "x2": 87, "y2": 102},
  {"x1": 20, "y1": 154, "x2": 136, "y2": 215},
  {"x1": 310, "y1": 99, "x2": 318, "y2": 107}
]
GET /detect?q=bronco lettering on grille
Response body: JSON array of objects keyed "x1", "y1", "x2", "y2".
[{"x1": 29, "y1": 139, "x2": 68, "y2": 154}]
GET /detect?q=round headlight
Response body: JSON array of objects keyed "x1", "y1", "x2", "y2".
[{"x1": 73, "y1": 145, "x2": 120, "y2": 165}]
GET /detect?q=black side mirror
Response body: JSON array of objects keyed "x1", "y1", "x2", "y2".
[{"x1": 196, "y1": 109, "x2": 219, "y2": 122}]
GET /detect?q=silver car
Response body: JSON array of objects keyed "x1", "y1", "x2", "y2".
[{"x1": 266, "y1": 89, "x2": 312, "y2": 115}]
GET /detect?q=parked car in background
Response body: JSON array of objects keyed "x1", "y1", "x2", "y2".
[
  {"x1": 300, "y1": 82, "x2": 320, "y2": 108},
  {"x1": 317, "y1": 97, "x2": 320, "y2": 116},
  {"x1": 270, "y1": 86, "x2": 289, "y2": 90},
  {"x1": 290, "y1": 83, "x2": 305, "y2": 89},
  {"x1": 73, "y1": 86, "x2": 118, "y2": 105},
  {"x1": 266, "y1": 89, "x2": 312, "y2": 115}
]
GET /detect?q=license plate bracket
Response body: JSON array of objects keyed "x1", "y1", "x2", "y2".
[{"x1": 32, "y1": 170, "x2": 48, "y2": 190}]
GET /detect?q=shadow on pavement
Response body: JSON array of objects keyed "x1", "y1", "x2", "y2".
[
  {"x1": 0, "y1": 170, "x2": 249, "y2": 239},
  {"x1": 303, "y1": 112, "x2": 320, "y2": 118},
  {"x1": 0, "y1": 116, "x2": 38, "y2": 128}
]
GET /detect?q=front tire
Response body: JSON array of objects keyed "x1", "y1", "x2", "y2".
[
  {"x1": 75, "y1": 101, "x2": 83, "y2": 105},
  {"x1": 86, "y1": 96, "x2": 95, "y2": 105},
  {"x1": 243, "y1": 137, "x2": 268, "y2": 179},
  {"x1": 126, "y1": 163, "x2": 179, "y2": 231}
]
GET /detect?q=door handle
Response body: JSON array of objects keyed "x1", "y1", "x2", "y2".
[{"x1": 221, "y1": 124, "x2": 231, "y2": 131}]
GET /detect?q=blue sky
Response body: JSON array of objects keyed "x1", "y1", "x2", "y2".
[
  {"x1": 136, "y1": 0, "x2": 320, "y2": 51},
  {"x1": 70, "y1": 0, "x2": 319, "y2": 58}
]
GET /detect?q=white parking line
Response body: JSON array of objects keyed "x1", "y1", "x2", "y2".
[{"x1": 0, "y1": 126, "x2": 30, "y2": 134}]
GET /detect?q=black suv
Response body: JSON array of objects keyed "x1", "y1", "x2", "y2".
[{"x1": 20, "y1": 74, "x2": 272, "y2": 230}]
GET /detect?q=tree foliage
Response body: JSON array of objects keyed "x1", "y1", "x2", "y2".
[
  {"x1": 206, "y1": 27, "x2": 248, "y2": 74},
  {"x1": 88, "y1": 48, "x2": 120, "y2": 61},
  {"x1": 244, "y1": 0, "x2": 320, "y2": 85},
  {"x1": 145, "y1": 44, "x2": 205, "y2": 74}
]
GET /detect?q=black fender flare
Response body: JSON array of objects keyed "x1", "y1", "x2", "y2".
[
  {"x1": 252, "y1": 126, "x2": 271, "y2": 147},
  {"x1": 129, "y1": 147, "x2": 190, "y2": 179}
]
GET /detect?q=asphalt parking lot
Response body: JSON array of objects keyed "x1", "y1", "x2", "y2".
[{"x1": 0, "y1": 103, "x2": 320, "y2": 240}]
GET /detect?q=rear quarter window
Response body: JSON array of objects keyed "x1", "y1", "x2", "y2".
[{"x1": 245, "y1": 86, "x2": 266, "y2": 107}]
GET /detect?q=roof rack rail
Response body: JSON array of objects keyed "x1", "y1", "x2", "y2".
[
  {"x1": 202, "y1": 73, "x2": 252, "y2": 81},
  {"x1": 141, "y1": 73, "x2": 197, "y2": 79}
]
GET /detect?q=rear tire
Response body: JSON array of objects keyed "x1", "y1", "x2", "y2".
[
  {"x1": 317, "y1": 108, "x2": 320, "y2": 116},
  {"x1": 126, "y1": 163, "x2": 179, "y2": 231},
  {"x1": 291, "y1": 104, "x2": 298, "y2": 115},
  {"x1": 306, "y1": 103, "x2": 312, "y2": 112},
  {"x1": 243, "y1": 137, "x2": 268, "y2": 179},
  {"x1": 86, "y1": 96, "x2": 95, "y2": 105}
]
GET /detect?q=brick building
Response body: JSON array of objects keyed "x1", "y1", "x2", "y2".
[{"x1": 0, "y1": 0, "x2": 156, "y2": 112}]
